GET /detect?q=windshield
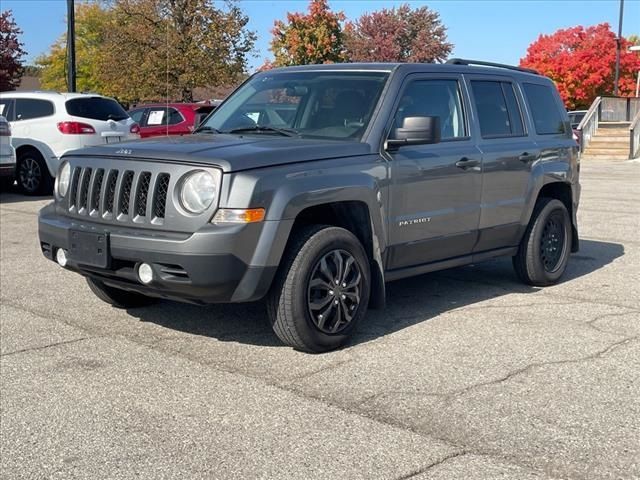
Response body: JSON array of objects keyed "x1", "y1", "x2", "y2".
[{"x1": 199, "y1": 71, "x2": 390, "y2": 141}]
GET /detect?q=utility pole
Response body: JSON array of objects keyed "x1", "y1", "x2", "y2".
[
  {"x1": 67, "y1": 0, "x2": 76, "y2": 92},
  {"x1": 613, "y1": 0, "x2": 624, "y2": 96}
]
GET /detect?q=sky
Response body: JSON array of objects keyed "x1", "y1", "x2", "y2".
[{"x1": 4, "y1": 0, "x2": 640, "y2": 71}]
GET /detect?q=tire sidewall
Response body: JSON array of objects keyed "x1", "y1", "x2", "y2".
[
  {"x1": 529, "y1": 199, "x2": 572, "y2": 284},
  {"x1": 287, "y1": 228, "x2": 370, "y2": 352}
]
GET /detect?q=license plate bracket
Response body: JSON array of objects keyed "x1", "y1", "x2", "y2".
[{"x1": 68, "y1": 230, "x2": 110, "y2": 268}]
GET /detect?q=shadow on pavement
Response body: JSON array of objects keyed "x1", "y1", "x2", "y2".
[
  {"x1": 128, "y1": 239, "x2": 624, "y2": 350},
  {"x1": 0, "y1": 184, "x2": 52, "y2": 205}
]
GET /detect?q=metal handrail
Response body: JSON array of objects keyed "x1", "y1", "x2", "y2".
[
  {"x1": 630, "y1": 110, "x2": 640, "y2": 159},
  {"x1": 576, "y1": 97, "x2": 602, "y2": 153}
]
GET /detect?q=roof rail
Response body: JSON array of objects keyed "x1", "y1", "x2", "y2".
[{"x1": 445, "y1": 58, "x2": 539, "y2": 75}]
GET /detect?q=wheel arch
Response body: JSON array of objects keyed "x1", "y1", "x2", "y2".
[
  {"x1": 287, "y1": 200, "x2": 386, "y2": 309},
  {"x1": 532, "y1": 180, "x2": 579, "y2": 253}
]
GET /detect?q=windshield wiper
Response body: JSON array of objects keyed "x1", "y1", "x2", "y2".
[
  {"x1": 226, "y1": 125, "x2": 299, "y2": 137},
  {"x1": 194, "y1": 126, "x2": 222, "y2": 134}
]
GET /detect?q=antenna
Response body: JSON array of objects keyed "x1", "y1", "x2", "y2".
[{"x1": 166, "y1": 16, "x2": 169, "y2": 137}]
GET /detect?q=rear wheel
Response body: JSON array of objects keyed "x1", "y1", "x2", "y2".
[
  {"x1": 17, "y1": 149, "x2": 53, "y2": 195},
  {"x1": 267, "y1": 225, "x2": 371, "y2": 353},
  {"x1": 86, "y1": 277, "x2": 157, "y2": 309},
  {"x1": 513, "y1": 198, "x2": 572, "y2": 286}
]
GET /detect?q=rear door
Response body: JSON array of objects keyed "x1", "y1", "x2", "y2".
[
  {"x1": 142, "y1": 107, "x2": 186, "y2": 137},
  {"x1": 386, "y1": 74, "x2": 482, "y2": 270},
  {"x1": 466, "y1": 76, "x2": 538, "y2": 251}
]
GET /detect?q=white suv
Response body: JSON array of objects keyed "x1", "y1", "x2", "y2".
[{"x1": 0, "y1": 92, "x2": 140, "y2": 195}]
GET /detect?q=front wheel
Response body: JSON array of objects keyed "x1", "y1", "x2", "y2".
[
  {"x1": 513, "y1": 198, "x2": 572, "y2": 286},
  {"x1": 86, "y1": 277, "x2": 157, "y2": 309},
  {"x1": 267, "y1": 225, "x2": 371, "y2": 353}
]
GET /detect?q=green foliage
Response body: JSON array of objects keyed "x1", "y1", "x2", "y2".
[{"x1": 37, "y1": 0, "x2": 256, "y2": 103}]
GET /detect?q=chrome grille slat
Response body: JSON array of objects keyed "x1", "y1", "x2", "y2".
[
  {"x1": 154, "y1": 173, "x2": 170, "y2": 219},
  {"x1": 89, "y1": 169, "x2": 105, "y2": 214},
  {"x1": 118, "y1": 171, "x2": 134, "y2": 217},
  {"x1": 69, "y1": 167, "x2": 81, "y2": 209},
  {"x1": 77, "y1": 167, "x2": 93, "y2": 212},
  {"x1": 135, "y1": 172, "x2": 152, "y2": 217},
  {"x1": 104, "y1": 170, "x2": 119, "y2": 216}
]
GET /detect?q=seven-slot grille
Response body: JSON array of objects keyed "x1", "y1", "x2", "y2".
[{"x1": 68, "y1": 166, "x2": 170, "y2": 222}]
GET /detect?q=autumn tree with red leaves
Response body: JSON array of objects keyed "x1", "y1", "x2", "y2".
[
  {"x1": 0, "y1": 10, "x2": 26, "y2": 91},
  {"x1": 344, "y1": 4, "x2": 452, "y2": 63},
  {"x1": 268, "y1": 0, "x2": 346, "y2": 67},
  {"x1": 520, "y1": 23, "x2": 640, "y2": 109}
]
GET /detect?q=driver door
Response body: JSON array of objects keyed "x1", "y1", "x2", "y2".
[{"x1": 386, "y1": 74, "x2": 483, "y2": 270}]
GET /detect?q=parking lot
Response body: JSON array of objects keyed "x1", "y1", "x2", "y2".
[{"x1": 0, "y1": 160, "x2": 638, "y2": 479}]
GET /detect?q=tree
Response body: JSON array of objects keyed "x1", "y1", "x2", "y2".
[
  {"x1": 520, "y1": 23, "x2": 640, "y2": 109},
  {"x1": 344, "y1": 4, "x2": 452, "y2": 63},
  {"x1": 269, "y1": 0, "x2": 346, "y2": 67},
  {"x1": 37, "y1": 0, "x2": 255, "y2": 103},
  {"x1": 0, "y1": 10, "x2": 26, "y2": 91},
  {"x1": 36, "y1": 2, "x2": 111, "y2": 93}
]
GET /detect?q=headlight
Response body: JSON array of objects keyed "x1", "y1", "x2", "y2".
[
  {"x1": 179, "y1": 170, "x2": 218, "y2": 214},
  {"x1": 57, "y1": 161, "x2": 71, "y2": 197}
]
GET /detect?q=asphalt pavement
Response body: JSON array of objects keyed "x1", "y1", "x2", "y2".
[{"x1": 1, "y1": 160, "x2": 638, "y2": 479}]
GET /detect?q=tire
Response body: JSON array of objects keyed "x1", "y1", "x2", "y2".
[
  {"x1": 17, "y1": 149, "x2": 53, "y2": 195},
  {"x1": 267, "y1": 225, "x2": 371, "y2": 353},
  {"x1": 513, "y1": 198, "x2": 572, "y2": 286},
  {"x1": 86, "y1": 277, "x2": 157, "y2": 309}
]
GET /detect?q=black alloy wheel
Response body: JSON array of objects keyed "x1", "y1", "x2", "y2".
[{"x1": 307, "y1": 249, "x2": 363, "y2": 334}]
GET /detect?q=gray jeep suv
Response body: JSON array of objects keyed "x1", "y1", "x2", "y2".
[{"x1": 38, "y1": 59, "x2": 580, "y2": 352}]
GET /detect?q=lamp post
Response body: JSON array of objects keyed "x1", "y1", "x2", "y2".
[
  {"x1": 613, "y1": 0, "x2": 624, "y2": 96},
  {"x1": 67, "y1": 0, "x2": 76, "y2": 93}
]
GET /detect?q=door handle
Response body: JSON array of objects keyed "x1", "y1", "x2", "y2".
[
  {"x1": 455, "y1": 157, "x2": 479, "y2": 170},
  {"x1": 519, "y1": 152, "x2": 538, "y2": 163}
]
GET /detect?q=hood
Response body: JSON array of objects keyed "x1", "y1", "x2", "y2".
[{"x1": 67, "y1": 134, "x2": 373, "y2": 172}]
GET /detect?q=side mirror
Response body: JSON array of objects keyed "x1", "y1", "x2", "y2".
[{"x1": 386, "y1": 116, "x2": 441, "y2": 148}]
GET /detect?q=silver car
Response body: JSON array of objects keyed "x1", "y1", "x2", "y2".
[{"x1": 0, "y1": 115, "x2": 16, "y2": 188}]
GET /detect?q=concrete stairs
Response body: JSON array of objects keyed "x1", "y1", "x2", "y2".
[{"x1": 582, "y1": 122, "x2": 631, "y2": 161}]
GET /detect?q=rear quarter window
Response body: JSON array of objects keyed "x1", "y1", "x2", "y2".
[
  {"x1": 66, "y1": 97, "x2": 129, "y2": 121},
  {"x1": 522, "y1": 83, "x2": 566, "y2": 135},
  {"x1": 15, "y1": 99, "x2": 54, "y2": 120}
]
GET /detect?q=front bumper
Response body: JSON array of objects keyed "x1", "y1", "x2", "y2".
[
  {"x1": 0, "y1": 158, "x2": 15, "y2": 178},
  {"x1": 38, "y1": 204, "x2": 280, "y2": 304}
]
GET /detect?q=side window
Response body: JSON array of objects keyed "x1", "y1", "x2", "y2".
[
  {"x1": 522, "y1": 83, "x2": 566, "y2": 135},
  {"x1": 146, "y1": 109, "x2": 167, "y2": 126},
  {"x1": 15, "y1": 99, "x2": 55, "y2": 121},
  {"x1": 128, "y1": 108, "x2": 146, "y2": 124},
  {"x1": 396, "y1": 79, "x2": 466, "y2": 140},
  {"x1": 471, "y1": 81, "x2": 525, "y2": 138},
  {"x1": 167, "y1": 108, "x2": 184, "y2": 125},
  {"x1": 501, "y1": 83, "x2": 525, "y2": 136},
  {"x1": 0, "y1": 99, "x2": 15, "y2": 121}
]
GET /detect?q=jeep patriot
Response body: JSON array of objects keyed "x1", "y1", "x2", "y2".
[{"x1": 38, "y1": 59, "x2": 580, "y2": 352}]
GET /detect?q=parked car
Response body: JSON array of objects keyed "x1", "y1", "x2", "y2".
[
  {"x1": 128, "y1": 102, "x2": 219, "y2": 138},
  {"x1": 38, "y1": 60, "x2": 580, "y2": 352},
  {"x1": 0, "y1": 92, "x2": 140, "y2": 195},
  {"x1": 0, "y1": 115, "x2": 16, "y2": 189},
  {"x1": 568, "y1": 110, "x2": 587, "y2": 129}
]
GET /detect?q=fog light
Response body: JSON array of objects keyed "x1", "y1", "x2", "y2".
[
  {"x1": 56, "y1": 248, "x2": 68, "y2": 267},
  {"x1": 138, "y1": 263, "x2": 154, "y2": 284}
]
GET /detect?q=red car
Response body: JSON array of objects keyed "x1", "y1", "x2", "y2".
[{"x1": 128, "y1": 102, "x2": 219, "y2": 138}]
